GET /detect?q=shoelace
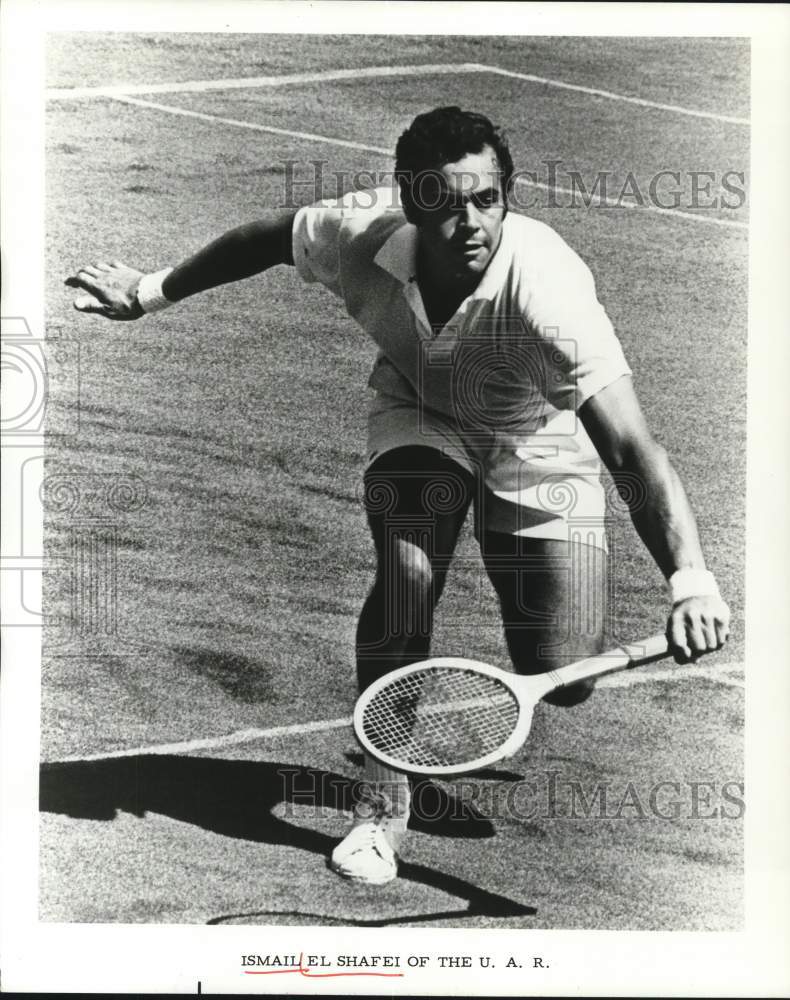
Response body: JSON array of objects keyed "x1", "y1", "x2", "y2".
[
  {"x1": 353, "y1": 789, "x2": 395, "y2": 824},
  {"x1": 351, "y1": 810, "x2": 400, "y2": 870}
]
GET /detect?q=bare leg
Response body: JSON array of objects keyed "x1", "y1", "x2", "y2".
[
  {"x1": 332, "y1": 447, "x2": 474, "y2": 883},
  {"x1": 356, "y1": 447, "x2": 474, "y2": 691},
  {"x1": 480, "y1": 533, "x2": 607, "y2": 705}
]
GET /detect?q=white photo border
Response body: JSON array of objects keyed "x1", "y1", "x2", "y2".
[{"x1": 2, "y1": 1, "x2": 789, "y2": 995}]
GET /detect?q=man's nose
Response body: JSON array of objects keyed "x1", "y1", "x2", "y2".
[{"x1": 459, "y1": 200, "x2": 482, "y2": 231}]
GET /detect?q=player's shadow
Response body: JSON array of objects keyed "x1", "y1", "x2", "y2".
[{"x1": 40, "y1": 756, "x2": 536, "y2": 922}]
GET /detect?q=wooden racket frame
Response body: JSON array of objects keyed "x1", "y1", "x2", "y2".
[{"x1": 354, "y1": 634, "x2": 670, "y2": 776}]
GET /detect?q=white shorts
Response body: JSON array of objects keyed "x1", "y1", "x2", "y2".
[{"x1": 367, "y1": 393, "x2": 609, "y2": 549}]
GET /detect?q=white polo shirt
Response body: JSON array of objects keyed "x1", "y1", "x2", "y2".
[{"x1": 292, "y1": 186, "x2": 631, "y2": 541}]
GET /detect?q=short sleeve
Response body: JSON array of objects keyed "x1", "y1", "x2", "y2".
[
  {"x1": 526, "y1": 232, "x2": 631, "y2": 410},
  {"x1": 291, "y1": 200, "x2": 345, "y2": 296}
]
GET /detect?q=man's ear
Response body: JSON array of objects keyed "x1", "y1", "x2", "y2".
[{"x1": 397, "y1": 176, "x2": 419, "y2": 225}]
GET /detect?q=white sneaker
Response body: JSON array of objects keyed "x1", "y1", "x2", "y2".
[{"x1": 330, "y1": 784, "x2": 409, "y2": 885}]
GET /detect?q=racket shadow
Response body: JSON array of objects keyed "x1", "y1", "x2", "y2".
[{"x1": 343, "y1": 751, "x2": 496, "y2": 839}]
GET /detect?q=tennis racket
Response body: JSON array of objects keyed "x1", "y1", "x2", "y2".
[{"x1": 354, "y1": 635, "x2": 670, "y2": 776}]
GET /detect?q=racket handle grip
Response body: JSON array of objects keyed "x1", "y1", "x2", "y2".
[
  {"x1": 552, "y1": 634, "x2": 670, "y2": 688},
  {"x1": 620, "y1": 633, "x2": 670, "y2": 666}
]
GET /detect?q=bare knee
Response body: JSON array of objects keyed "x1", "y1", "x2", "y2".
[
  {"x1": 543, "y1": 678, "x2": 596, "y2": 707},
  {"x1": 375, "y1": 539, "x2": 435, "y2": 632},
  {"x1": 505, "y1": 631, "x2": 601, "y2": 707}
]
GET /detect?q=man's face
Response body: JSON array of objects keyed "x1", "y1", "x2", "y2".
[{"x1": 411, "y1": 144, "x2": 506, "y2": 283}]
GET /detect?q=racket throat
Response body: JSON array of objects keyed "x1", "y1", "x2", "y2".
[
  {"x1": 547, "y1": 636, "x2": 670, "y2": 690},
  {"x1": 534, "y1": 671, "x2": 563, "y2": 700}
]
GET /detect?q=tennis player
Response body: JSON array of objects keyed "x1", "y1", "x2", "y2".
[{"x1": 66, "y1": 107, "x2": 730, "y2": 885}]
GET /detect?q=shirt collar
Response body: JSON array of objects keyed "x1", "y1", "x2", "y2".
[
  {"x1": 374, "y1": 215, "x2": 513, "y2": 299},
  {"x1": 374, "y1": 222, "x2": 419, "y2": 285}
]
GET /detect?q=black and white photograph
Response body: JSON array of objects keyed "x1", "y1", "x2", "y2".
[{"x1": 1, "y1": 1, "x2": 789, "y2": 995}]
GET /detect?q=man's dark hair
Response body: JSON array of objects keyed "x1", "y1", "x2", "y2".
[{"x1": 394, "y1": 106, "x2": 514, "y2": 219}]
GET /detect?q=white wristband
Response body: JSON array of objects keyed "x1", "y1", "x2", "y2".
[
  {"x1": 136, "y1": 267, "x2": 174, "y2": 313},
  {"x1": 667, "y1": 568, "x2": 720, "y2": 604}
]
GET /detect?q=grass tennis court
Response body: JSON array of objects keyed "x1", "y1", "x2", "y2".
[{"x1": 41, "y1": 34, "x2": 747, "y2": 929}]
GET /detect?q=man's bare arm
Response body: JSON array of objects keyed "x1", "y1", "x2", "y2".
[
  {"x1": 580, "y1": 374, "x2": 730, "y2": 662},
  {"x1": 64, "y1": 210, "x2": 296, "y2": 320}
]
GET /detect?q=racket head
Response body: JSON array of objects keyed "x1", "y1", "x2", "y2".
[{"x1": 353, "y1": 657, "x2": 536, "y2": 777}]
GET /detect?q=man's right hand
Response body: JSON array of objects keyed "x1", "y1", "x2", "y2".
[{"x1": 65, "y1": 261, "x2": 145, "y2": 320}]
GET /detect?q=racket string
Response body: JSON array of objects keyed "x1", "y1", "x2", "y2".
[{"x1": 362, "y1": 666, "x2": 520, "y2": 769}]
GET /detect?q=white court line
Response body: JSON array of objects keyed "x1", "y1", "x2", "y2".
[
  {"x1": 54, "y1": 717, "x2": 354, "y2": 764},
  {"x1": 513, "y1": 178, "x2": 747, "y2": 231},
  {"x1": 45, "y1": 63, "x2": 486, "y2": 100},
  {"x1": 480, "y1": 64, "x2": 750, "y2": 127},
  {"x1": 52, "y1": 661, "x2": 743, "y2": 764},
  {"x1": 112, "y1": 94, "x2": 391, "y2": 155},
  {"x1": 597, "y1": 661, "x2": 744, "y2": 689},
  {"x1": 107, "y1": 95, "x2": 748, "y2": 232},
  {"x1": 46, "y1": 61, "x2": 750, "y2": 128}
]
